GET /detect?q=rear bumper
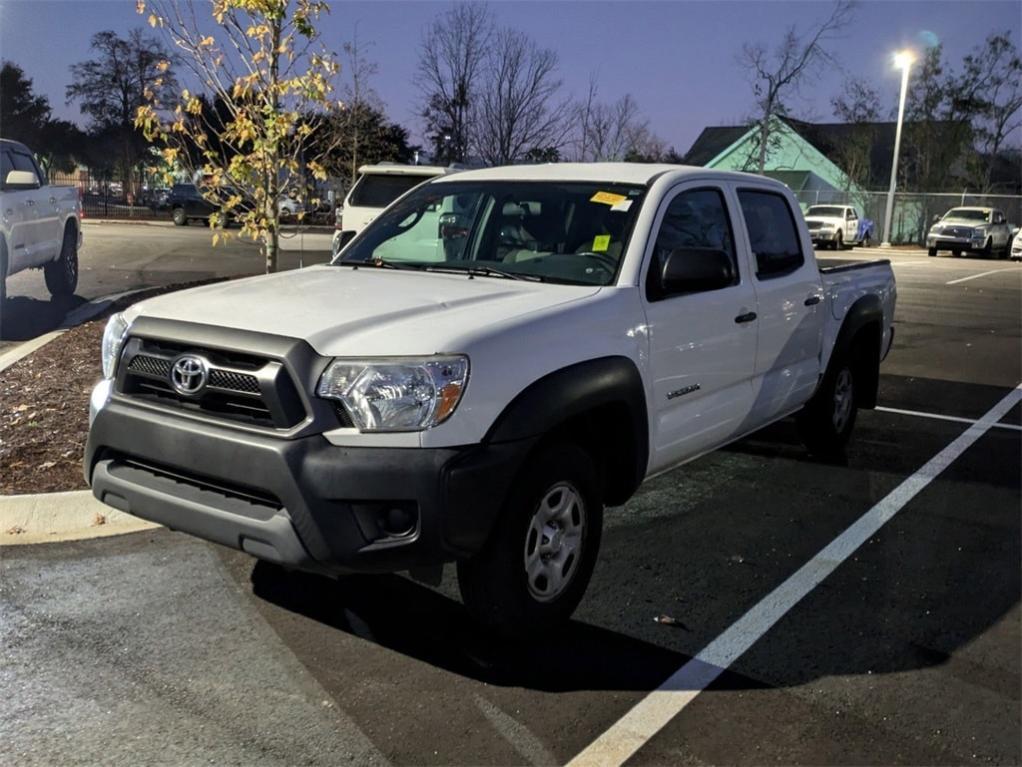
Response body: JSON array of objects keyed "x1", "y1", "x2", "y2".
[{"x1": 85, "y1": 398, "x2": 532, "y2": 574}]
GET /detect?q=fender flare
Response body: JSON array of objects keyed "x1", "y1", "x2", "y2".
[
  {"x1": 484, "y1": 356, "x2": 649, "y2": 505},
  {"x1": 829, "y1": 294, "x2": 884, "y2": 409}
]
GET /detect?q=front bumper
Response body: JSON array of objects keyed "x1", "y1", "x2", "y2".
[
  {"x1": 927, "y1": 235, "x2": 984, "y2": 251},
  {"x1": 810, "y1": 230, "x2": 839, "y2": 243},
  {"x1": 85, "y1": 397, "x2": 532, "y2": 574}
]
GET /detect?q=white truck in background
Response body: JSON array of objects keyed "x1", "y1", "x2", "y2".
[
  {"x1": 87, "y1": 163, "x2": 895, "y2": 637},
  {"x1": 0, "y1": 139, "x2": 82, "y2": 328},
  {"x1": 803, "y1": 204, "x2": 873, "y2": 250}
]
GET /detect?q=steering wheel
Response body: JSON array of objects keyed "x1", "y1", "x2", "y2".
[{"x1": 575, "y1": 250, "x2": 619, "y2": 277}]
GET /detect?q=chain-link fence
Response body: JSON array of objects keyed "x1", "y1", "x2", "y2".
[{"x1": 794, "y1": 189, "x2": 1022, "y2": 245}]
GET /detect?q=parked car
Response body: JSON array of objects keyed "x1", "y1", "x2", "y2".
[
  {"x1": 86, "y1": 164, "x2": 896, "y2": 637},
  {"x1": 0, "y1": 139, "x2": 82, "y2": 327},
  {"x1": 168, "y1": 183, "x2": 218, "y2": 226},
  {"x1": 277, "y1": 194, "x2": 303, "y2": 220},
  {"x1": 926, "y1": 207, "x2": 1013, "y2": 258},
  {"x1": 1010, "y1": 228, "x2": 1022, "y2": 262},
  {"x1": 332, "y1": 164, "x2": 454, "y2": 255},
  {"x1": 803, "y1": 205, "x2": 873, "y2": 249}
]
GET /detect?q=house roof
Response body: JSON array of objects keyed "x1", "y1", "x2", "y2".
[
  {"x1": 761, "y1": 170, "x2": 815, "y2": 192},
  {"x1": 682, "y1": 126, "x2": 752, "y2": 166}
]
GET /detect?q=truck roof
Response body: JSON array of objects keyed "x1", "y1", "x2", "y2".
[
  {"x1": 0, "y1": 138, "x2": 31, "y2": 153},
  {"x1": 432, "y1": 162, "x2": 784, "y2": 188}
]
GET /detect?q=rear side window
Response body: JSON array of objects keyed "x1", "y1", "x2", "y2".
[
  {"x1": 10, "y1": 150, "x2": 41, "y2": 182},
  {"x1": 349, "y1": 174, "x2": 429, "y2": 208},
  {"x1": 737, "y1": 189, "x2": 804, "y2": 278}
]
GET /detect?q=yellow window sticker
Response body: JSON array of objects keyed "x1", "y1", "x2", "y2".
[
  {"x1": 590, "y1": 191, "x2": 628, "y2": 206},
  {"x1": 592, "y1": 234, "x2": 611, "y2": 252}
]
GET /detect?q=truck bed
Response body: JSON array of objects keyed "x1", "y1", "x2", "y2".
[{"x1": 817, "y1": 258, "x2": 892, "y2": 274}]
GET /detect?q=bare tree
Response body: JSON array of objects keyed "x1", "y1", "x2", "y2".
[
  {"x1": 415, "y1": 3, "x2": 492, "y2": 163},
  {"x1": 569, "y1": 80, "x2": 650, "y2": 162},
  {"x1": 956, "y1": 32, "x2": 1022, "y2": 192},
  {"x1": 341, "y1": 23, "x2": 381, "y2": 184},
  {"x1": 473, "y1": 27, "x2": 567, "y2": 165},
  {"x1": 738, "y1": 0, "x2": 854, "y2": 173},
  {"x1": 831, "y1": 77, "x2": 881, "y2": 189}
]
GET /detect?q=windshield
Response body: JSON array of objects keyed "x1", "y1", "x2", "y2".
[
  {"x1": 348, "y1": 174, "x2": 432, "y2": 208},
  {"x1": 807, "y1": 206, "x2": 845, "y2": 217},
  {"x1": 338, "y1": 181, "x2": 647, "y2": 286},
  {"x1": 943, "y1": 208, "x2": 990, "y2": 222}
]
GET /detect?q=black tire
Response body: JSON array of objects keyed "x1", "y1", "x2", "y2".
[
  {"x1": 172, "y1": 207, "x2": 188, "y2": 226},
  {"x1": 797, "y1": 354, "x2": 858, "y2": 457},
  {"x1": 835, "y1": 230, "x2": 845, "y2": 250},
  {"x1": 928, "y1": 247, "x2": 937, "y2": 257},
  {"x1": 457, "y1": 442, "x2": 603, "y2": 639},
  {"x1": 0, "y1": 238, "x2": 7, "y2": 339},
  {"x1": 44, "y1": 224, "x2": 79, "y2": 298},
  {"x1": 952, "y1": 248, "x2": 962, "y2": 257},
  {"x1": 981, "y1": 238, "x2": 992, "y2": 258}
]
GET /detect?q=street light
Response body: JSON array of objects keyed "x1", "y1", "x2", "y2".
[{"x1": 881, "y1": 50, "x2": 915, "y2": 247}]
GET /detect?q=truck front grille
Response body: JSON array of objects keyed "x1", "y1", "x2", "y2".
[{"x1": 118, "y1": 338, "x2": 307, "y2": 430}]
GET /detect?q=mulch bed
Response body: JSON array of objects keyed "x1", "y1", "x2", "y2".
[{"x1": 0, "y1": 282, "x2": 221, "y2": 495}]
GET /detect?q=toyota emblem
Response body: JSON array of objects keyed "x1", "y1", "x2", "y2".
[{"x1": 170, "y1": 355, "x2": 208, "y2": 396}]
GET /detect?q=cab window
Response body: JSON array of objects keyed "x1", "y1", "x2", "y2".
[
  {"x1": 737, "y1": 189, "x2": 804, "y2": 278},
  {"x1": 646, "y1": 187, "x2": 737, "y2": 301}
]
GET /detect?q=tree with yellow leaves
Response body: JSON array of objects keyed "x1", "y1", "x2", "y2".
[{"x1": 136, "y1": 0, "x2": 342, "y2": 273}]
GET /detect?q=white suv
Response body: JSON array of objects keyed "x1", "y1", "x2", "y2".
[{"x1": 332, "y1": 164, "x2": 453, "y2": 255}]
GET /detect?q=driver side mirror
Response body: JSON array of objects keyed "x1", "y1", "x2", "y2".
[
  {"x1": 660, "y1": 248, "x2": 735, "y2": 296},
  {"x1": 932, "y1": 214, "x2": 941, "y2": 223},
  {"x1": 4, "y1": 169, "x2": 39, "y2": 190}
]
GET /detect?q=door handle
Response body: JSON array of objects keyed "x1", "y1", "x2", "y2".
[
  {"x1": 734, "y1": 312, "x2": 757, "y2": 324},
  {"x1": 804, "y1": 295, "x2": 821, "y2": 306},
  {"x1": 25, "y1": 199, "x2": 35, "y2": 206},
  {"x1": 49, "y1": 196, "x2": 57, "y2": 204}
]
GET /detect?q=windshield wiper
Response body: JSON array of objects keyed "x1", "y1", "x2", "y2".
[
  {"x1": 339, "y1": 259, "x2": 425, "y2": 271},
  {"x1": 426, "y1": 264, "x2": 542, "y2": 282}
]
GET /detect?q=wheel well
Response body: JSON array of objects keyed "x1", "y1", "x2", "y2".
[{"x1": 534, "y1": 401, "x2": 640, "y2": 507}]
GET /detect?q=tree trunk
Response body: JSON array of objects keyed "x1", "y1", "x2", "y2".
[{"x1": 264, "y1": 227, "x2": 279, "y2": 274}]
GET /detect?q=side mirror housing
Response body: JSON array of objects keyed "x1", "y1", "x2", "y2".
[
  {"x1": 932, "y1": 214, "x2": 941, "y2": 223},
  {"x1": 660, "y1": 248, "x2": 734, "y2": 296},
  {"x1": 4, "y1": 169, "x2": 39, "y2": 189}
]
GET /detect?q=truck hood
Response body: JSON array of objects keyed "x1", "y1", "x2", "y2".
[
  {"x1": 936, "y1": 217, "x2": 987, "y2": 227},
  {"x1": 124, "y1": 264, "x2": 601, "y2": 356},
  {"x1": 804, "y1": 215, "x2": 844, "y2": 227}
]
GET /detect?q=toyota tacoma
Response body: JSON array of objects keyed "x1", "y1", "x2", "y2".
[{"x1": 86, "y1": 164, "x2": 896, "y2": 636}]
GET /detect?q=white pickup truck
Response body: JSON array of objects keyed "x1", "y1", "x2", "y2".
[
  {"x1": 0, "y1": 139, "x2": 82, "y2": 323},
  {"x1": 803, "y1": 204, "x2": 870, "y2": 250},
  {"x1": 86, "y1": 164, "x2": 895, "y2": 636}
]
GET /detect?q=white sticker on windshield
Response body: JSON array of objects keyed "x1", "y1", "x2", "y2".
[{"x1": 611, "y1": 199, "x2": 633, "y2": 212}]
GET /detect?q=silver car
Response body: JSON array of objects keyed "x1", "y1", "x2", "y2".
[{"x1": 927, "y1": 207, "x2": 1013, "y2": 258}]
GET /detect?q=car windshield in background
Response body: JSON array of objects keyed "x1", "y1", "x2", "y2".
[
  {"x1": 944, "y1": 209, "x2": 990, "y2": 222},
  {"x1": 807, "y1": 206, "x2": 845, "y2": 217},
  {"x1": 348, "y1": 174, "x2": 430, "y2": 207},
  {"x1": 338, "y1": 181, "x2": 647, "y2": 286}
]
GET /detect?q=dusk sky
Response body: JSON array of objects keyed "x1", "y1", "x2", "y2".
[{"x1": 1, "y1": 0, "x2": 1019, "y2": 154}]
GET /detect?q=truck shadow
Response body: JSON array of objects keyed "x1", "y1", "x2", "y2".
[{"x1": 0, "y1": 294, "x2": 84, "y2": 342}]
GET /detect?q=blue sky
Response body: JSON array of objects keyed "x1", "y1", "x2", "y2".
[{"x1": 1, "y1": 0, "x2": 1019, "y2": 154}]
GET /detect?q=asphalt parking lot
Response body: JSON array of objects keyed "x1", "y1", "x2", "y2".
[{"x1": 1, "y1": 233, "x2": 1020, "y2": 765}]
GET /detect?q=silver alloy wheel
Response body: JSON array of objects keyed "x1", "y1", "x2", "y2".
[
  {"x1": 64, "y1": 231, "x2": 78, "y2": 286},
  {"x1": 832, "y1": 367, "x2": 854, "y2": 433},
  {"x1": 523, "y1": 482, "x2": 586, "y2": 603}
]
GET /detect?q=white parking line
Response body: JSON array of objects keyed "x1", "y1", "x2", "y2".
[
  {"x1": 567, "y1": 383, "x2": 1022, "y2": 767},
  {"x1": 946, "y1": 268, "x2": 1022, "y2": 285},
  {"x1": 876, "y1": 405, "x2": 1022, "y2": 432}
]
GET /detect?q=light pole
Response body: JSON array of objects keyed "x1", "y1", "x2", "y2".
[{"x1": 881, "y1": 50, "x2": 915, "y2": 247}]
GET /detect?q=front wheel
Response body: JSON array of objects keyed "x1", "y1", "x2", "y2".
[
  {"x1": 457, "y1": 443, "x2": 603, "y2": 638},
  {"x1": 928, "y1": 247, "x2": 938, "y2": 257},
  {"x1": 981, "y1": 238, "x2": 993, "y2": 258},
  {"x1": 835, "y1": 230, "x2": 845, "y2": 250},
  {"x1": 798, "y1": 357, "x2": 858, "y2": 457},
  {"x1": 172, "y1": 207, "x2": 188, "y2": 226},
  {"x1": 44, "y1": 224, "x2": 79, "y2": 298}
]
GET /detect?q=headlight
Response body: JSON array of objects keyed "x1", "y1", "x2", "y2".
[
  {"x1": 317, "y1": 356, "x2": 469, "y2": 432},
  {"x1": 930, "y1": 225, "x2": 943, "y2": 234},
  {"x1": 101, "y1": 313, "x2": 130, "y2": 379}
]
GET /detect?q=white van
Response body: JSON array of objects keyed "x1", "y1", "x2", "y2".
[{"x1": 332, "y1": 164, "x2": 453, "y2": 255}]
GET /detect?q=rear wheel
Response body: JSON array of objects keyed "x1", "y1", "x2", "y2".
[
  {"x1": 172, "y1": 207, "x2": 188, "y2": 226},
  {"x1": 44, "y1": 224, "x2": 79, "y2": 298},
  {"x1": 457, "y1": 442, "x2": 603, "y2": 638},
  {"x1": 798, "y1": 355, "x2": 858, "y2": 456}
]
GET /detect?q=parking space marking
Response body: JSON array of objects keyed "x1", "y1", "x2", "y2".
[
  {"x1": 876, "y1": 405, "x2": 1022, "y2": 432},
  {"x1": 946, "y1": 268, "x2": 1022, "y2": 285},
  {"x1": 567, "y1": 383, "x2": 1022, "y2": 767}
]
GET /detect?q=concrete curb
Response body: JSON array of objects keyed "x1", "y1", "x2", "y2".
[
  {"x1": 1, "y1": 490, "x2": 159, "y2": 545},
  {"x1": 0, "y1": 331, "x2": 64, "y2": 374},
  {"x1": 82, "y1": 219, "x2": 175, "y2": 227}
]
